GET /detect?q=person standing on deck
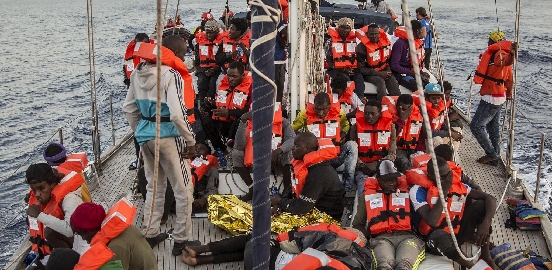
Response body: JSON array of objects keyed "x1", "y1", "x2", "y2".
[
  {"x1": 470, "y1": 30, "x2": 517, "y2": 166},
  {"x1": 366, "y1": 0, "x2": 398, "y2": 21},
  {"x1": 326, "y1": 17, "x2": 365, "y2": 98},
  {"x1": 416, "y1": 7, "x2": 433, "y2": 70},
  {"x1": 407, "y1": 157, "x2": 499, "y2": 269},
  {"x1": 123, "y1": 35, "x2": 198, "y2": 255},
  {"x1": 356, "y1": 23, "x2": 400, "y2": 102},
  {"x1": 215, "y1": 18, "x2": 250, "y2": 71},
  {"x1": 291, "y1": 92, "x2": 358, "y2": 192},
  {"x1": 193, "y1": 20, "x2": 224, "y2": 102}
]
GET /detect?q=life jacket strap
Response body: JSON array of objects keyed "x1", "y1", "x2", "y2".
[
  {"x1": 141, "y1": 115, "x2": 171, "y2": 122},
  {"x1": 474, "y1": 71, "x2": 505, "y2": 85}
]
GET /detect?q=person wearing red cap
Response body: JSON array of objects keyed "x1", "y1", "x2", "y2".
[
  {"x1": 70, "y1": 202, "x2": 156, "y2": 269},
  {"x1": 24, "y1": 163, "x2": 86, "y2": 267}
]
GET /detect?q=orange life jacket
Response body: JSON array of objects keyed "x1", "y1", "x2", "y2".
[
  {"x1": 411, "y1": 153, "x2": 431, "y2": 168},
  {"x1": 28, "y1": 170, "x2": 84, "y2": 257},
  {"x1": 196, "y1": 31, "x2": 224, "y2": 68},
  {"x1": 220, "y1": 30, "x2": 251, "y2": 69},
  {"x1": 381, "y1": 96, "x2": 423, "y2": 150},
  {"x1": 305, "y1": 93, "x2": 342, "y2": 144},
  {"x1": 328, "y1": 81, "x2": 356, "y2": 114},
  {"x1": 283, "y1": 248, "x2": 350, "y2": 270},
  {"x1": 355, "y1": 109, "x2": 393, "y2": 163},
  {"x1": 124, "y1": 39, "x2": 156, "y2": 79},
  {"x1": 56, "y1": 153, "x2": 92, "y2": 203},
  {"x1": 364, "y1": 175, "x2": 411, "y2": 235},
  {"x1": 405, "y1": 167, "x2": 467, "y2": 235},
  {"x1": 394, "y1": 26, "x2": 424, "y2": 71},
  {"x1": 427, "y1": 100, "x2": 446, "y2": 130},
  {"x1": 291, "y1": 139, "x2": 338, "y2": 198},
  {"x1": 357, "y1": 27, "x2": 392, "y2": 71},
  {"x1": 279, "y1": 0, "x2": 289, "y2": 23},
  {"x1": 212, "y1": 71, "x2": 252, "y2": 121},
  {"x1": 244, "y1": 103, "x2": 284, "y2": 167},
  {"x1": 190, "y1": 155, "x2": 219, "y2": 186},
  {"x1": 74, "y1": 198, "x2": 137, "y2": 270},
  {"x1": 474, "y1": 40, "x2": 513, "y2": 87},
  {"x1": 327, "y1": 27, "x2": 358, "y2": 69},
  {"x1": 133, "y1": 42, "x2": 197, "y2": 123},
  {"x1": 276, "y1": 222, "x2": 364, "y2": 247}
]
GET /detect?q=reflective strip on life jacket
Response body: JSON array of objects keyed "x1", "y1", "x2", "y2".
[
  {"x1": 305, "y1": 93, "x2": 342, "y2": 143},
  {"x1": 213, "y1": 72, "x2": 252, "y2": 121},
  {"x1": 283, "y1": 248, "x2": 349, "y2": 270},
  {"x1": 327, "y1": 27, "x2": 358, "y2": 69},
  {"x1": 364, "y1": 176, "x2": 411, "y2": 235},
  {"x1": 355, "y1": 109, "x2": 393, "y2": 163},
  {"x1": 357, "y1": 27, "x2": 392, "y2": 71}
]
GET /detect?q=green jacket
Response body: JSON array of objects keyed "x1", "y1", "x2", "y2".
[{"x1": 99, "y1": 260, "x2": 124, "y2": 270}]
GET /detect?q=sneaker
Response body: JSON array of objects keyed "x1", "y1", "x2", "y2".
[
  {"x1": 146, "y1": 233, "x2": 168, "y2": 248},
  {"x1": 172, "y1": 240, "x2": 201, "y2": 256},
  {"x1": 129, "y1": 160, "x2": 138, "y2": 170}
]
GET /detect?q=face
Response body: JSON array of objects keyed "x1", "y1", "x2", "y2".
[
  {"x1": 292, "y1": 138, "x2": 309, "y2": 160},
  {"x1": 427, "y1": 94, "x2": 442, "y2": 108},
  {"x1": 378, "y1": 177, "x2": 398, "y2": 194},
  {"x1": 364, "y1": 105, "x2": 381, "y2": 125},
  {"x1": 314, "y1": 102, "x2": 330, "y2": 119},
  {"x1": 227, "y1": 68, "x2": 244, "y2": 89},
  {"x1": 444, "y1": 90, "x2": 451, "y2": 101},
  {"x1": 228, "y1": 24, "x2": 242, "y2": 40},
  {"x1": 414, "y1": 27, "x2": 424, "y2": 39},
  {"x1": 332, "y1": 86, "x2": 345, "y2": 97},
  {"x1": 416, "y1": 12, "x2": 422, "y2": 20},
  {"x1": 428, "y1": 166, "x2": 453, "y2": 192},
  {"x1": 206, "y1": 30, "x2": 219, "y2": 42},
  {"x1": 337, "y1": 25, "x2": 351, "y2": 39},
  {"x1": 30, "y1": 181, "x2": 56, "y2": 205},
  {"x1": 397, "y1": 102, "x2": 412, "y2": 117},
  {"x1": 195, "y1": 144, "x2": 210, "y2": 157},
  {"x1": 367, "y1": 27, "x2": 380, "y2": 43}
]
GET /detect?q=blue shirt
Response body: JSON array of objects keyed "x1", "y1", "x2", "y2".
[{"x1": 419, "y1": 18, "x2": 433, "y2": 49}]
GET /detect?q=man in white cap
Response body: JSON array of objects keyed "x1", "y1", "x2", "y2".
[{"x1": 352, "y1": 160, "x2": 425, "y2": 269}]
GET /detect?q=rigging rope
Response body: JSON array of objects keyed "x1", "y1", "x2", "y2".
[
  {"x1": 171, "y1": 0, "x2": 181, "y2": 36},
  {"x1": 506, "y1": 0, "x2": 521, "y2": 168},
  {"x1": 400, "y1": 0, "x2": 480, "y2": 261}
]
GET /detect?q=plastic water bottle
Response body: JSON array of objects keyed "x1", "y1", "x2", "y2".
[
  {"x1": 23, "y1": 251, "x2": 38, "y2": 266},
  {"x1": 216, "y1": 148, "x2": 227, "y2": 168},
  {"x1": 271, "y1": 186, "x2": 279, "y2": 197}
]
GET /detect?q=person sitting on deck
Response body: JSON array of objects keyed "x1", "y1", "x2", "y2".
[
  {"x1": 190, "y1": 142, "x2": 219, "y2": 213},
  {"x1": 123, "y1": 35, "x2": 197, "y2": 255},
  {"x1": 434, "y1": 144, "x2": 481, "y2": 191},
  {"x1": 381, "y1": 94, "x2": 423, "y2": 172},
  {"x1": 352, "y1": 160, "x2": 425, "y2": 270},
  {"x1": 390, "y1": 20, "x2": 429, "y2": 91},
  {"x1": 470, "y1": 30, "x2": 517, "y2": 167},
  {"x1": 441, "y1": 80, "x2": 463, "y2": 129},
  {"x1": 234, "y1": 103, "x2": 295, "y2": 202},
  {"x1": 350, "y1": 100, "x2": 397, "y2": 195},
  {"x1": 271, "y1": 132, "x2": 345, "y2": 221},
  {"x1": 291, "y1": 92, "x2": 358, "y2": 192},
  {"x1": 201, "y1": 61, "x2": 252, "y2": 154},
  {"x1": 325, "y1": 17, "x2": 365, "y2": 98},
  {"x1": 24, "y1": 163, "x2": 85, "y2": 268},
  {"x1": 329, "y1": 75, "x2": 365, "y2": 121},
  {"x1": 355, "y1": 23, "x2": 400, "y2": 102},
  {"x1": 407, "y1": 157, "x2": 498, "y2": 269},
  {"x1": 70, "y1": 201, "x2": 156, "y2": 270},
  {"x1": 193, "y1": 19, "x2": 224, "y2": 103},
  {"x1": 215, "y1": 18, "x2": 250, "y2": 71},
  {"x1": 180, "y1": 223, "x2": 368, "y2": 269}
]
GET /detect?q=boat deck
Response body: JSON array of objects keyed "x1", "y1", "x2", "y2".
[{"x1": 5, "y1": 118, "x2": 552, "y2": 269}]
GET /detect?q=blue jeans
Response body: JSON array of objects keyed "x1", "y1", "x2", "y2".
[
  {"x1": 330, "y1": 141, "x2": 358, "y2": 191},
  {"x1": 470, "y1": 99, "x2": 503, "y2": 158}
]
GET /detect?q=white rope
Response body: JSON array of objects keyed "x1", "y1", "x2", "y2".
[{"x1": 400, "y1": 0, "x2": 480, "y2": 261}]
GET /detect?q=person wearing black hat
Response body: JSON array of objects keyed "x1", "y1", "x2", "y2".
[
  {"x1": 45, "y1": 248, "x2": 81, "y2": 270},
  {"x1": 352, "y1": 160, "x2": 425, "y2": 269},
  {"x1": 24, "y1": 163, "x2": 85, "y2": 266}
]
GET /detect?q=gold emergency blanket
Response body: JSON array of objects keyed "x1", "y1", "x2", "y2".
[{"x1": 207, "y1": 194, "x2": 339, "y2": 235}]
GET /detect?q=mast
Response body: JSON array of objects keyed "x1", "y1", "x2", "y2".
[{"x1": 249, "y1": 0, "x2": 278, "y2": 267}]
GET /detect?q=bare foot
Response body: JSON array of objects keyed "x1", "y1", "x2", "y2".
[
  {"x1": 185, "y1": 245, "x2": 198, "y2": 258},
  {"x1": 239, "y1": 192, "x2": 252, "y2": 202},
  {"x1": 181, "y1": 250, "x2": 198, "y2": 265}
]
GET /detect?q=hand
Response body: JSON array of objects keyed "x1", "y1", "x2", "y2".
[
  {"x1": 421, "y1": 71, "x2": 430, "y2": 81},
  {"x1": 270, "y1": 195, "x2": 281, "y2": 206},
  {"x1": 240, "y1": 111, "x2": 253, "y2": 122},
  {"x1": 271, "y1": 205, "x2": 282, "y2": 216},
  {"x1": 192, "y1": 198, "x2": 207, "y2": 208},
  {"x1": 238, "y1": 42, "x2": 247, "y2": 50},
  {"x1": 213, "y1": 108, "x2": 229, "y2": 117},
  {"x1": 474, "y1": 221, "x2": 491, "y2": 246},
  {"x1": 398, "y1": 105, "x2": 412, "y2": 121},
  {"x1": 378, "y1": 70, "x2": 391, "y2": 80},
  {"x1": 26, "y1": 204, "x2": 41, "y2": 218},
  {"x1": 361, "y1": 97, "x2": 368, "y2": 105},
  {"x1": 345, "y1": 68, "x2": 354, "y2": 76},
  {"x1": 205, "y1": 68, "x2": 213, "y2": 77},
  {"x1": 271, "y1": 149, "x2": 283, "y2": 168},
  {"x1": 450, "y1": 130, "x2": 463, "y2": 141},
  {"x1": 448, "y1": 111, "x2": 460, "y2": 121},
  {"x1": 182, "y1": 145, "x2": 195, "y2": 159},
  {"x1": 339, "y1": 132, "x2": 347, "y2": 145},
  {"x1": 204, "y1": 97, "x2": 215, "y2": 107},
  {"x1": 510, "y1": 42, "x2": 518, "y2": 55}
]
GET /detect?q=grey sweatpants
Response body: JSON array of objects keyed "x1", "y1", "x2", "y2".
[
  {"x1": 371, "y1": 231, "x2": 425, "y2": 270},
  {"x1": 141, "y1": 137, "x2": 194, "y2": 242}
]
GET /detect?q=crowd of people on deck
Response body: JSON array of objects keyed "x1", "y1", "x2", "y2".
[{"x1": 21, "y1": 0, "x2": 519, "y2": 269}]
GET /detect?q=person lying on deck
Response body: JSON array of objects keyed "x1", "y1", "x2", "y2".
[
  {"x1": 407, "y1": 157, "x2": 498, "y2": 269},
  {"x1": 270, "y1": 132, "x2": 345, "y2": 221},
  {"x1": 24, "y1": 163, "x2": 86, "y2": 268},
  {"x1": 234, "y1": 104, "x2": 295, "y2": 202},
  {"x1": 189, "y1": 142, "x2": 219, "y2": 213}
]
